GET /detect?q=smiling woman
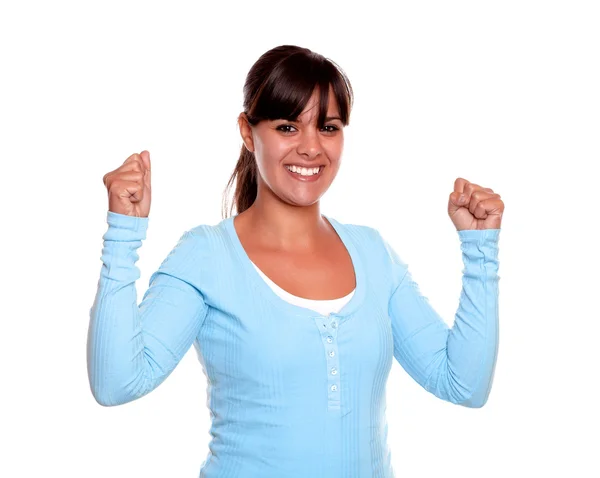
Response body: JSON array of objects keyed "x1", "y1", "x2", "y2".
[
  {"x1": 222, "y1": 44, "x2": 354, "y2": 218},
  {"x1": 90, "y1": 43, "x2": 501, "y2": 478}
]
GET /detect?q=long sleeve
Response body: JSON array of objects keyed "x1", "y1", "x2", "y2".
[
  {"x1": 383, "y1": 228, "x2": 501, "y2": 408},
  {"x1": 87, "y1": 211, "x2": 209, "y2": 407}
]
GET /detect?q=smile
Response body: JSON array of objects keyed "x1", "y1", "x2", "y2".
[{"x1": 284, "y1": 165, "x2": 324, "y2": 182}]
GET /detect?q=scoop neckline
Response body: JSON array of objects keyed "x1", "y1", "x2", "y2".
[
  {"x1": 250, "y1": 259, "x2": 356, "y2": 304},
  {"x1": 223, "y1": 213, "x2": 367, "y2": 320}
]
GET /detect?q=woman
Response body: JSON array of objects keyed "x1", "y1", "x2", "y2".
[{"x1": 89, "y1": 44, "x2": 504, "y2": 478}]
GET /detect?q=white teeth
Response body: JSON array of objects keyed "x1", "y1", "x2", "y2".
[{"x1": 285, "y1": 165, "x2": 321, "y2": 176}]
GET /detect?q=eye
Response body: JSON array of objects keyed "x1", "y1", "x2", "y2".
[
  {"x1": 322, "y1": 125, "x2": 339, "y2": 133},
  {"x1": 276, "y1": 124, "x2": 297, "y2": 134}
]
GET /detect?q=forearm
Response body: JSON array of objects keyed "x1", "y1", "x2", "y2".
[
  {"x1": 386, "y1": 228, "x2": 501, "y2": 408},
  {"x1": 87, "y1": 211, "x2": 153, "y2": 406},
  {"x1": 446, "y1": 228, "x2": 501, "y2": 407}
]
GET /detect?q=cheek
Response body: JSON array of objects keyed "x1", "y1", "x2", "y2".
[
  {"x1": 257, "y1": 136, "x2": 293, "y2": 163},
  {"x1": 325, "y1": 138, "x2": 344, "y2": 160}
]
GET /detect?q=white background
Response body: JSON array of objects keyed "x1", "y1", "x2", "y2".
[{"x1": 1, "y1": 0, "x2": 599, "y2": 476}]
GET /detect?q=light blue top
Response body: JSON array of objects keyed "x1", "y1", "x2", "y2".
[{"x1": 88, "y1": 210, "x2": 501, "y2": 478}]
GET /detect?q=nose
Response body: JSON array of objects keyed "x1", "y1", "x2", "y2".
[{"x1": 296, "y1": 129, "x2": 323, "y2": 159}]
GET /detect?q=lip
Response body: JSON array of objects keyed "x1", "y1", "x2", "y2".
[{"x1": 284, "y1": 164, "x2": 324, "y2": 182}]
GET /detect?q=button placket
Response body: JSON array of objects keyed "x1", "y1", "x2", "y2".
[{"x1": 313, "y1": 314, "x2": 341, "y2": 409}]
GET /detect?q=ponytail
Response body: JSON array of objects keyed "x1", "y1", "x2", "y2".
[{"x1": 221, "y1": 144, "x2": 257, "y2": 219}]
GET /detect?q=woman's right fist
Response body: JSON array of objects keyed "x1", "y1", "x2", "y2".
[{"x1": 103, "y1": 151, "x2": 152, "y2": 218}]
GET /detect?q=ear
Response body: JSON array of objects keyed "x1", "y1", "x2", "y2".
[{"x1": 238, "y1": 113, "x2": 255, "y2": 153}]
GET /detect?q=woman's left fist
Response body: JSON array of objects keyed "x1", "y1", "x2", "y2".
[{"x1": 448, "y1": 178, "x2": 504, "y2": 231}]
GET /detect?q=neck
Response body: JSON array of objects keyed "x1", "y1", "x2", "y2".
[{"x1": 238, "y1": 194, "x2": 328, "y2": 252}]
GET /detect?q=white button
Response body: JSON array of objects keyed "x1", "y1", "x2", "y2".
[
  {"x1": 329, "y1": 350, "x2": 335, "y2": 357},
  {"x1": 331, "y1": 385, "x2": 338, "y2": 391},
  {"x1": 326, "y1": 336, "x2": 333, "y2": 343},
  {"x1": 331, "y1": 321, "x2": 337, "y2": 328},
  {"x1": 331, "y1": 367, "x2": 337, "y2": 375}
]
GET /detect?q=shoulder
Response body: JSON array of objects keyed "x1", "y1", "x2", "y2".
[
  {"x1": 328, "y1": 217, "x2": 386, "y2": 251},
  {"x1": 329, "y1": 217, "x2": 398, "y2": 265},
  {"x1": 331, "y1": 218, "x2": 406, "y2": 293},
  {"x1": 328, "y1": 216, "x2": 380, "y2": 242},
  {"x1": 333, "y1": 217, "x2": 407, "y2": 269},
  {"x1": 159, "y1": 221, "x2": 230, "y2": 270},
  {"x1": 188, "y1": 222, "x2": 225, "y2": 243}
]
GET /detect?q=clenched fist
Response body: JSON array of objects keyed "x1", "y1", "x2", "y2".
[
  {"x1": 103, "y1": 150, "x2": 152, "y2": 218},
  {"x1": 447, "y1": 177, "x2": 504, "y2": 231}
]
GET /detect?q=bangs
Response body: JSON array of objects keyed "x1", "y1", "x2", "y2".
[{"x1": 247, "y1": 52, "x2": 352, "y2": 129}]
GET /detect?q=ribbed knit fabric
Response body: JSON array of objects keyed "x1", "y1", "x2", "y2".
[{"x1": 88, "y1": 210, "x2": 501, "y2": 478}]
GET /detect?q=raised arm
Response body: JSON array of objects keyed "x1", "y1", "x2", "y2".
[
  {"x1": 381, "y1": 228, "x2": 501, "y2": 408},
  {"x1": 87, "y1": 211, "x2": 209, "y2": 406}
]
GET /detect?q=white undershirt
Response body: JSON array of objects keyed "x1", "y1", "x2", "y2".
[{"x1": 250, "y1": 260, "x2": 355, "y2": 315}]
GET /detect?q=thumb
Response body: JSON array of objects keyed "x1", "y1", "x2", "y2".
[
  {"x1": 140, "y1": 150, "x2": 151, "y2": 188},
  {"x1": 140, "y1": 150, "x2": 151, "y2": 171},
  {"x1": 448, "y1": 191, "x2": 466, "y2": 213}
]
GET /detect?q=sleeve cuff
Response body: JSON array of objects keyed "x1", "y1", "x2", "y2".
[
  {"x1": 103, "y1": 210, "x2": 149, "y2": 241},
  {"x1": 457, "y1": 228, "x2": 501, "y2": 244}
]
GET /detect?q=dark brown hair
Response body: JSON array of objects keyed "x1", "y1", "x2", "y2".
[{"x1": 221, "y1": 45, "x2": 354, "y2": 219}]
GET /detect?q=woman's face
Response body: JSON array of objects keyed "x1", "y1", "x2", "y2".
[{"x1": 238, "y1": 85, "x2": 344, "y2": 207}]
